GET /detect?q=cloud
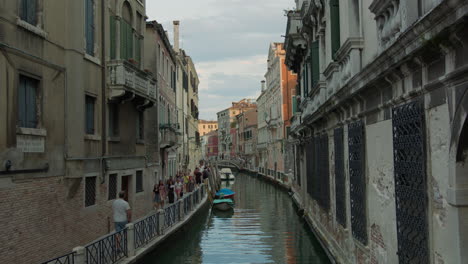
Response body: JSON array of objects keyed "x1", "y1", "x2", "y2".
[{"x1": 146, "y1": 0, "x2": 292, "y2": 120}]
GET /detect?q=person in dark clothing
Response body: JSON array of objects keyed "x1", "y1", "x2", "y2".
[
  {"x1": 168, "y1": 179, "x2": 175, "y2": 204},
  {"x1": 194, "y1": 167, "x2": 202, "y2": 186}
]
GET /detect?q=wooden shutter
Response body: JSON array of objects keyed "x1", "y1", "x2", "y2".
[
  {"x1": 128, "y1": 24, "x2": 133, "y2": 60},
  {"x1": 292, "y1": 96, "x2": 297, "y2": 114},
  {"x1": 120, "y1": 20, "x2": 126, "y2": 59},
  {"x1": 110, "y1": 16, "x2": 116, "y2": 59},
  {"x1": 311, "y1": 41, "x2": 320, "y2": 88},
  {"x1": 26, "y1": 78, "x2": 37, "y2": 128},
  {"x1": 330, "y1": 0, "x2": 341, "y2": 60}
]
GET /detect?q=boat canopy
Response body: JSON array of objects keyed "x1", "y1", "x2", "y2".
[
  {"x1": 213, "y1": 199, "x2": 234, "y2": 205},
  {"x1": 216, "y1": 188, "x2": 235, "y2": 197}
]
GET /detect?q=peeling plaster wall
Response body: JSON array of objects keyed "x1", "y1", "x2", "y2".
[
  {"x1": 427, "y1": 103, "x2": 454, "y2": 264},
  {"x1": 366, "y1": 120, "x2": 398, "y2": 264}
]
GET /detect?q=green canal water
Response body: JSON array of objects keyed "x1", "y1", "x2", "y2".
[{"x1": 140, "y1": 172, "x2": 330, "y2": 264}]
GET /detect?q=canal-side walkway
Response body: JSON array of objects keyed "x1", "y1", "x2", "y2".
[{"x1": 41, "y1": 184, "x2": 210, "y2": 264}]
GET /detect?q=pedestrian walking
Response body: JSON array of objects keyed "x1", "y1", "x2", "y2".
[
  {"x1": 158, "y1": 180, "x2": 166, "y2": 209},
  {"x1": 175, "y1": 178, "x2": 183, "y2": 199},
  {"x1": 152, "y1": 184, "x2": 161, "y2": 210},
  {"x1": 194, "y1": 167, "x2": 202, "y2": 186},
  {"x1": 112, "y1": 191, "x2": 131, "y2": 231},
  {"x1": 168, "y1": 179, "x2": 175, "y2": 204}
]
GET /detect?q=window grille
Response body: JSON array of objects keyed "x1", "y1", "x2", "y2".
[
  {"x1": 85, "y1": 176, "x2": 97, "y2": 207},
  {"x1": 108, "y1": 174, "x2": 117, "y2": 200},
  {"x1": 392, "y1": 100, "x2": 429, "y2": 263},
  {"x1": 334, "y1": 127, "x2": 346, "y2": 227},
  {"x1": 348, "y1": 120, "x2": 367, "y2": 245}
]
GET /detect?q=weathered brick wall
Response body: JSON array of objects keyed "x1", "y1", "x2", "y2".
[{"x1": 0, "y1": 174, "x2": 154, "y2": 264}]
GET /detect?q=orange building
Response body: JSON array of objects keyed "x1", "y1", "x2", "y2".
[{"x1": 198, "y1": 120, "x2": 218, "y2": 136}]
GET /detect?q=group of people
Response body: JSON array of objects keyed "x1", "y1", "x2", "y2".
[
  {"x1": 111, "y1": 161, "x2": 212, "y2": 232},
  {"x1": 152, "y1": 162, "x2": 212, "y2": 210}
]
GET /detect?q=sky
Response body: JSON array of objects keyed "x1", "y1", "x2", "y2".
[{"x1": 146, "y1": 0, "x2": 294, "y2": 121}]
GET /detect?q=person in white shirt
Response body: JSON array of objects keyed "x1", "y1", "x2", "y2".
[{"x1": 112, "y1": 191, "x2": 131, "y2": 232}]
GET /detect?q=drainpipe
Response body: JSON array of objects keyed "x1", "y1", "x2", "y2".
[{"x1": 101, "y1": 0, "x2": 107, "y2": 183}]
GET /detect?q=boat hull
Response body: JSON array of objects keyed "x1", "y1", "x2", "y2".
[{"x1": 213, "y1": 202, "x2": 233, "y2": 211}]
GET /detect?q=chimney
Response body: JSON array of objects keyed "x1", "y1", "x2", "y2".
[
  {"x1": 261, "y1": 80, "x2": 266, "y2": 92},
  {"x1": 173, "y1": 20, "x2": 180, "y2": 53}
]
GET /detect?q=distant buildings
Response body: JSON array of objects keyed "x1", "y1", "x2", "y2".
[
  {"x1": 205, "y1": 130, "x2": 219, "y2": 159},
  {"x1": 216, "y1": 99, "x2": 256, "y2": 159},
  {"x1": 198, "y1": 120, "x2": 218, "y2": 136},
  {"x1": 236, "y1": 109, "x2": 258, "y2": 167}
]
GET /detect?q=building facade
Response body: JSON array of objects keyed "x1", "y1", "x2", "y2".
[
  {"x1": 217, "y1": 99, "x2": 256, "y2": 159},
  {"x1": 236, "y1": 108, "x2": 258, "y2": 167},
  {"x1": 0, "y1": 0, "x2": 159, "y2": 263},
  {"x1": 198, "y1": 120, "x2": 218, "y2": 136},
  {"x1": 205, "y1": 130, "x2": 219, "y2": 160},
  {"x1": 285, "y1": 0, "x2": 468, "y2": 263},
  {"x1": 145, "y1": 21, "x2": 177, "y2": 180},
  {"x1": 257, "y1": 43, "x2": 297, "y2": 181}
]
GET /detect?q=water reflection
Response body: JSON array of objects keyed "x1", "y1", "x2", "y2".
[{"x1": 140, "y1": 173, "x2": 330, "y2": 264}]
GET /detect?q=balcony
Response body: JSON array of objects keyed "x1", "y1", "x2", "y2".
[
  {"x1": 160, "y1": 128, "x2": 177, "y2": 149},
  {"x1": 108, "y1": 60, "x2": 157, "y2": 103}
]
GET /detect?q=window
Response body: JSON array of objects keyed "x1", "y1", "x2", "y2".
[
  {"x1": 203, "y1": 125, "x2": 206, "y2": 129},
  {"x1": 137, "y1": 111, "x2": 144, "y2": 140},
  {"x1": 311, "y1": 41, "x2": 320, "y2": 89},
  {"x1": 85, "y1": 176, "x2": 97, "y2": 207},
  {"x1": 85, "y1": 0, "x2": 95, "y2": 55},
  {"x1": 108, "y1": 174, "x2": 117, "y2": 200},
  {"x1": 85, "y1": 95, "x2": 95, "y2": 134},
  {"x1": 18, "y1": 75, "x2": 38, "y2": 128},
  {"x1": 330, "y1": 0, "x2": 341, "y2": 60},
  {"x1": 109, "y1": 103, "x2": 119, "y2": 137},
  {"x1": 136, "y1": 171, "x2": 143, "y2": 193},
  {"x1": 110, "y1": 16, "x2": 117, "y2": 59},
  {"x1": 120, "y1": 2, "x2": 133, "y2": 60},
  {"x1": 20, "y1": 0, "x2": 37, "y2": 25}
]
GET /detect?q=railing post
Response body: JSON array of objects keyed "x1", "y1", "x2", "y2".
[
  {"x1": 73, "y1": 246, "x2": 85, "y2": 264},
  {"x1": 179, "y1": 199, "x2": 185, "y2": 220},
  {"x1": 158, "y1": 209, "x2": 165, "y2": 234},
  {"x1": 126, "y1": 223, "x2": 136, "y2": 257}
]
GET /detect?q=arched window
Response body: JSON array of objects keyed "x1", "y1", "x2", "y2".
[{"x1": 120, "y1": 1, "x2": 133, "y2": 60}]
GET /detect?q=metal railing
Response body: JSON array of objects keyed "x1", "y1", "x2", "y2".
[
  {"x1": 134, "y1": 212, "x2": 160, "y2": 249},
  {"x1": 41, "y1": 252, "x2": 75, "y2": 264},
  {"x1": 164, "y1": 203, "x2": 177, "y2": 228},
  {"x1": 85, "y1": 229, "x2": 127, "y2": 264},
  {"x1": 41, "y1": 184, "x2": 207, "y2": 264}
]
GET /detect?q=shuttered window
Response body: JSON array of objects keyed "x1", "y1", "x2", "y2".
[
  {"x1": 120, "y1": 21, "x2": 133, "y2": 60},
  {"x1": 85, "y1": 95, "x2": 95, "y2": 135},
  {"x1": 292, "y1": 96, "x2": 297, "y2": 114},
  {"x1": 330, "y1": 0, "x2": 341, "y2": 60},
  {"x1": 135, "y1": 36, "x2": 141, "y2": 66},
  {"x1": 108, "y1": 174, "x2": 117, "y2": 200},
  {"x1": 110, "y1": 16, "x2": 117, "y2": 59},
  {"x1": 136, "y1": 171, "x2": 143, "y2": 193},
  {"x1": 20, "y1": 0, "x2": 37, "y2": 25},
  {"x1": 18, "y1": 75, "x2": 38, "y2": 128},
  {"x1": 311, "y1": 41, "x2": 320, "y2": 88},
  {"x1": 85, "y1": 0, "x2": 95, "y2": 56}
]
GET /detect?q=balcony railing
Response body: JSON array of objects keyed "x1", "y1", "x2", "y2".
[
  {"x1": 160, "y1": 129, "x2": 177, "y2": 148},
  {"x1": 108, "y1": 60, "x2": 157, "y2": 101}
]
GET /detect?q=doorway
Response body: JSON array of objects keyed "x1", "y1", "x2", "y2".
[{"x1": 121, "y1": 175, "x2": 131, "y2": 202}]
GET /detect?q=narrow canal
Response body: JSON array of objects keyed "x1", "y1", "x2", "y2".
[{"x1": 140, "y1": 172, "x2": 330, "y2": 264}]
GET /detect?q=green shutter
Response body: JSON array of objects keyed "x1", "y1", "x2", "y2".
[
  {"x1": 120, "y1": 20, "x2": 126, "y2": 59},
  {"x1": 330, "y1": 0, "x2": 341, "y2": 60},
  {"x1": 135, "y1": 36, "x2": 141, "y2": 65},
  {"x1": 110, "y1": 16, "x2": 116, "y2": 59},
  {"x1": 292, "y1": 96, "x2": 297, "y2": 114},
  {"x1": 312, "y1": 41, "x2": 320, "y2": 87},
  {"x1": 128, "y1": 25, "x2": 133, "y2": 60}
]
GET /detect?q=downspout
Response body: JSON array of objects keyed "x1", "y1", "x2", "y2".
[{"x1": 101, "y1": 0, "x2": 107, "y2": 183}]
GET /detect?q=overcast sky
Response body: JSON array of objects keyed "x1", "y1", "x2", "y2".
[{"x1": 146, "y1": 0, "x2": 294, "y2": 121}]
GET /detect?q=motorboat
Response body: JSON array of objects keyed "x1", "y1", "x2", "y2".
[
  {"x1": 212, "y1": 198, "x2": 234, "y2": 211},
  {"x1": 215, "y1": 188, "x2": 235, "y2": 199},
  {"x1": 220, "y1": 168, "x2": 235, "y2": 181}
]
